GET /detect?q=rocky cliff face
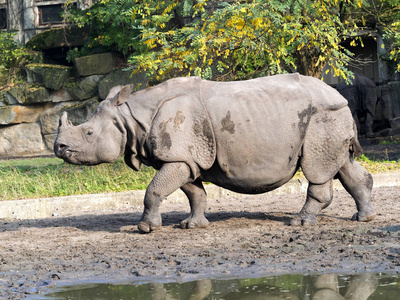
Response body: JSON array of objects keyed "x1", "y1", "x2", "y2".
[{"x1": 0, "y1": 53, "x2": 146, "y2": 159}]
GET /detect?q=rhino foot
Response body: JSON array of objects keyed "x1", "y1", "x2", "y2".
[
  {"x1": 290, "y1": 215, "x2": 318, "y2": 226},
  {"x1": 138, "y1": 220, "x2": 162, "y2": 233},
  {"x1": 351, "y1": 211, "x2": 376, "y2": 222},
  {"x1": 181, "y1": 215, "x2": 209, "y2": 229}
]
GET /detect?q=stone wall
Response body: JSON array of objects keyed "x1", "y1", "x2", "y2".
[{"x1": 0, "y1": 52, "x2": 146, "y2": 159}]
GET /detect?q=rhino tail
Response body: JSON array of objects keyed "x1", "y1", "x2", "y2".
[{"x1": 350, "y1": 121, "x2": 363, "y2": 158}]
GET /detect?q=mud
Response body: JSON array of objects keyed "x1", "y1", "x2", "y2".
[{"x1": 0, "y1": 185, "x2": 399, "y2": 299}]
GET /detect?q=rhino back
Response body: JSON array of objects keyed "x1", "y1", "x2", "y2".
[
  {"x1": 200, "y1": 74, "x2": 314, "y2": 191},
  {"x1": 301, "y1": 75, "x2": 348, "y2": 110}
]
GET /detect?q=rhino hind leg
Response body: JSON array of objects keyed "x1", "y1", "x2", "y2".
[
  {"x1": 138, "y1": 162, "x2": 192, "y2": 233},
  {"x1": 337, "y1": 157, "x2": 376, "y2": 222},
  {"x1": 180, "y1": 180, "x2": 210, "y2": 229},
  {"x1": 291, "y1": 180, "x2": 333, "y2": 226}
]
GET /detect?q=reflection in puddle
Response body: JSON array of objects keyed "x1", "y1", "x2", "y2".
[{"x1": 36, "y1": 272, "x2": 399, "y2": 300}]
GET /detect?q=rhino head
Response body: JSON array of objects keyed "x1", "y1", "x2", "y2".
[{"x1": 54, "y1": 87, "x2": 128, "y2": 166}]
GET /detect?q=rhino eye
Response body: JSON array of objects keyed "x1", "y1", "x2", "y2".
[{"x1": 87, "y1": 129, "x2": 94, "y2": 136}]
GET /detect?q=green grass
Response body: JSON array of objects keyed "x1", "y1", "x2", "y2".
[
  {"x1": 379, "y1": 139, "x2": 400, "y2": 145},
  {"x1": 0, "y1": 158, "x2": 157, "y2": 201},
  {"x1": 0, "y1": 154, "x2": 398, "y2": 201},
  {"x1": 356, "y1": 154, "x2": 400, "y2": 173}
]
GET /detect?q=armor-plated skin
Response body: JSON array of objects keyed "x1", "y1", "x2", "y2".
[{"x1": 54, "y1": 74, "x2": 376, "y2": 233}]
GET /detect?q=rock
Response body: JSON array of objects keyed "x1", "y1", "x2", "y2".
[
  {"x1": 389, "y1": 117, "x2": 400, "y2": 129},
  {"x1": 26, "y1": 64, "x2": 72, "y2": 90},
  {"x1": 65, "y1": 75, "x2": 103, "y2": 101},
  {"x1": 25, "y1": 26, "x2": 89, "y2": 51},
  {"x1": 98, "y1": 69, "x2": 147, "y2": 99},
  {"x1": 0, "y1": 123, "x2": 48, "y2": 158},
  {"x1": 49, "y1": 88, "x2": 73, "y2": 103},
  {"x1": 6, "y1": 84, "x2": 50, "y2": 104},
  {"x1": 0, "y1": 103, "x2": 52, "y2": 125},
  {"x1": 74, "y1": 53, "x2": 121, "y2": 77},
  {"x1": 63, "y1": 98, "x2": 99, "y2": 126},
  {"x1": 43, "y1": 133, "x2": 58, "y2": 152},
  {"x1": 39, "y1": 98, "x2": 99, "y2": 150}
]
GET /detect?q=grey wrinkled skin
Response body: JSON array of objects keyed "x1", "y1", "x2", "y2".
[
  {"x1": 54, "y1": 74, "x2": 376, "y2": 233},
  {"x1": 337, "y1": 74, "x2": 378, "y2": 138}
]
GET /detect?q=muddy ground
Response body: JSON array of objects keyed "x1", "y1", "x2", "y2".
[
  {"x1": 0, "y1": 142, "x2": 399, "y2": 299},
  {"x1": 0, "y1": 186, "x2": 399, "y2": 299}
]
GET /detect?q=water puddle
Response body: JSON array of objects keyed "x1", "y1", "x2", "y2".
[{"x1": 34, "y1": 272, "x2": 399, "y2": 300}]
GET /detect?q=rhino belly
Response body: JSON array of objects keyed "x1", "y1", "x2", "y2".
[
  {"x1": 200, "y1": 157, "x2": 300, "y2": 194},
  {"x1": 201, "y1": 88, "x2": 308, "y2": 193}
]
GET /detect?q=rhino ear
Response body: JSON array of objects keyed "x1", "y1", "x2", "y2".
[{"x1": 111, "y1": 85, "x2": 133, "y2": 106}]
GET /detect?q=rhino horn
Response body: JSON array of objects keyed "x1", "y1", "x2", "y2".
[{"x1": 59, "y1": 111, "x2": 73, "y2": 129}]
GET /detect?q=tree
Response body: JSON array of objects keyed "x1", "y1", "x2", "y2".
[
  {"x1": 129, "y1": 0, "x2": 368, "y2": 81},
  {"x1": 360, "y1": 0, "x2": 400, "y2": 72},
  {"x1": 65, "y1": 0, "x2": 400, "y2": 81}
]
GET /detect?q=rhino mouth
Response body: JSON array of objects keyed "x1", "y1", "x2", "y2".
[
  {"x1": 55, "y1": 144, "x2": 73, "y2": 159},
  {"x1": 55, "y1": 144, "x2": 94, "y2": 165}
]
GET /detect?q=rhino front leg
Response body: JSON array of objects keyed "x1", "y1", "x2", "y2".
[
  {"x1": 138, "y1": 162, "x2": 191, "y2": 233},
  {"x1": 180, "y1": 180, "x2": 210, "y2": 229},
  {"x1": 291, "y1": 180, "x2": 333, "y2": 226}
]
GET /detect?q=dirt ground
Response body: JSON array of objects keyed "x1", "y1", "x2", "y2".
[
  {"x1": 0, "y1": 142, "x2": 399, "y2": 299},
  {"x1": 0, "y1": 185, "x2": 398, "y2": 299}
]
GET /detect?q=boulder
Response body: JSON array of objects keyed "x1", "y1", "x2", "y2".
[
  {"x1": 65, "y1": 75, "x2": 103, "y2": 101},
  {"x1": 49, "y1": 88, "x2": 73, "y2": 103},
  {"x1": 25, "y1": 26, "x2": 89, "y2": 51},
  {"x1": 26, "y1": 64, "x2": 72, "y2": 90},
  {"x1": 0, "y1": 123, "x2": 48, "y2": 158},
  {"x1": 39, "y1": 98, "x2": 99, "y2": 150},
  {"x1": 74, "y1": 53, "x2": 121, "y2": 77},
  {"x1": 98, "y1": 69, "x2": 147, "y2": 99},
  {"x1": 6, "y1": 84, "x2": 50, "y2": 104},
  {"x1": 0, "y1": 103, "x2": 52, "y2": 125}
]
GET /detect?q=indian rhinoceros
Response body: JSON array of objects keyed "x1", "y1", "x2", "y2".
[{"x1": 54, "y1": 74, "x2": 376, "y2": 233}]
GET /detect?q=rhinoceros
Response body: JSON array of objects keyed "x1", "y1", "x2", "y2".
[{"x1": 54, "y1": 74, "x2": 376, "y2": 233}]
